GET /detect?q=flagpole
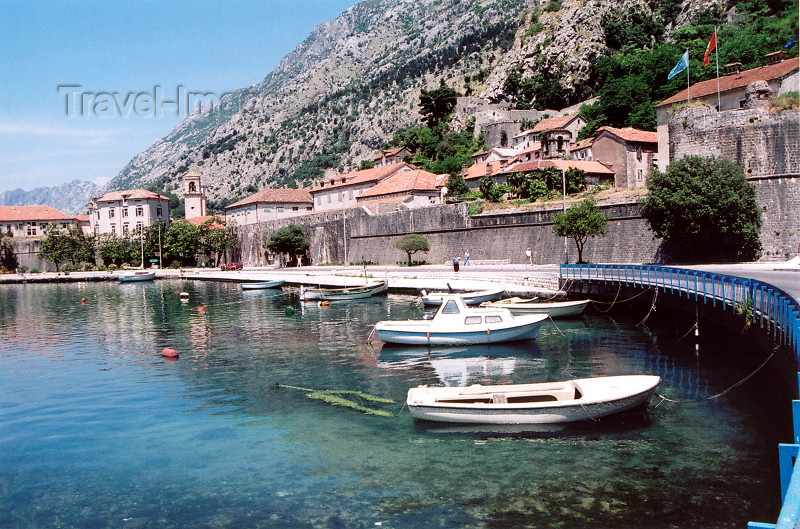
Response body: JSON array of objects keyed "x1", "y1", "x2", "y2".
[
  {"x1": 715, "y1": 28, "x2": 721, "y2": 110},
  {"x1": 686, "y1": 52, "x2": 691, "y2": 103}
]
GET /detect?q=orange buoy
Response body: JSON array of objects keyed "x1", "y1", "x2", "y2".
[
  {"x1": 198, "y1": 305, "x2": 206, "y2": 313},
  {"x1": 81, "y1": 298, "x2": 86, "y2": 305},
  {"x1": 161, "y1": 347, "x2": 179, "y2": 359}
]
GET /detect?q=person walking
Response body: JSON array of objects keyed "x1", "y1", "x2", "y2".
[
  {"x1": 525, "y1": 246, "x2": 532, "y2": 265},
  {"x1": 452, "y1": 254, "x2": 460, "y2": 272},
  {"x1": 464, "y1": 250, "x2": 471, "y2": 266}
]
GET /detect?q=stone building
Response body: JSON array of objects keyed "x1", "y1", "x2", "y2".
[
  {"x1": 87, "y1": 189, "x2": 170, "y2": 236},
  {"x1": 655, "y1": 54, "x2": 799, "y2": 170},
  {"x1": 356, "y1": 169, "x2": 447, "y2": 212},
  {"x1": 0, "y1": 205, "x2": 79, "y2": 238},
  {"x1": 183, "y1": 173, "x2": 207, "y2": 220},
  {"x1": 590, "y1": 127, "x2": 658, "y2": 188},
  {"x1": 310, "y1": 162, "x2": 414, "y2": 212},
  {"x1": 224, "y1": 189, "x2": 313, "y2": 226}
]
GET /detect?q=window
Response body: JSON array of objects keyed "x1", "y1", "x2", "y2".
[
  {"x1": 636, "y1": 146, "x2": 643, "y2": 162},
  {"x1": 110, "y1": 224, "x2": 116, "y2": 234},
  {"x1": 292, "y1": 206, "x2": 299, "y2": 211},
  {"x1": 156, "y1": 206, "x2": 162, "y2": 217},
  {"x1": 441, "y1": 300, "x2": 460, "y2": 314},
  {"x1": 306, "y1": 207, "x2": 312, "y2": 211},
  {"x1": 464, "y1": 316, "x2": 482, "y2": 325},
  {"x1": 26, "y1": 223, "x2": 37, "y2": 236},
  {"x1": 95, "y1": 211, "x2": 100, "y2": 219},
  {"x1": 637, "y1": 169, "x2": 644, "y2": 181},
  {"x1": 264, "y1": 207, "x2": 271, "y2": 212},
  {"x1": 277, "y1": 206, "x2": 284, "y2": 212},
  {"x1": 136, "y1": 222, "x2": 143, "y2": 233},
  {"x1": 122, "y1": 208, "x2": 128, "y2": 218},
  {"x1": 135, "y1": 206, "x2": 143, "y2": 217},
  {"x1": 123, "y1": 223, "x2": 129, "y2": 236},
  {"x1": 485, "y1": 315, "x2": 503, "y2": 323},
  {"x1": 109, "y1": 209, "x2": 115, "y2": 218},
  {"x1": 189, "y1": 182, "x2": 196, "y2": 193}
]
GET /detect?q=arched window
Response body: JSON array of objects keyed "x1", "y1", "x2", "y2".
[{"x1": 189, "y1": 182, "x2": 197, "y2": 193}]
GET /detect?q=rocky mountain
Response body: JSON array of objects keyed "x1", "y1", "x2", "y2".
[
  {"x1": 0, "y1": 180, "x2": 99, "y2": 215},
  {"x1": 103, "y1": 0, "x2": 728, "y2": 208}
]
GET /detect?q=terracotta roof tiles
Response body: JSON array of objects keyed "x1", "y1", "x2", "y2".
[
  {"x1": 0, "y1": 205, "x2": 75, "y2": 222},
  {"x1": 226, "y1": 189, "x2": 312, "y2": 209}
]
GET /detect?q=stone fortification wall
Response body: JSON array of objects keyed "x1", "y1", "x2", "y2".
[
  {"x1": 669, "y1": 105, "x2": 800, "y2": 177},
  {"x1": 235, "y1": 202, "x2": 662, "y2": 267},
  {"x1": 753, "y1": 176, "x2": 800, "y2": 260}
]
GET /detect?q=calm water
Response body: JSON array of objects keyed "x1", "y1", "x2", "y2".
[{"x1": 0, "y1": 280, "x2": 790, "y2": 528}]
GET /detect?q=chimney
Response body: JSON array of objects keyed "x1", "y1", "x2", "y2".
[
  {"x1": 725, "y1": 62, "x2": 742, "y2": 75},
  {"x1": 765, "y1": 50, "x2": 785, "y2": 65}
]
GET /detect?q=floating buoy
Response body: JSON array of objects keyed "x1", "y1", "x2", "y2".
[
  {"x1": 161, "y1": 347, "x2": 179, "y2": 359},
  {"x1": 284, "y1": 306, "x2": 295, "y2": 314},
  {"x1": 81, "y1": 298, "x2": 86, "y2": 305},
  {"x1": 319, "y1": 301, "x2": 330, "y2": 307},
  {"x1": 179, "y1": 292, "x2": 190, "y2": 301},
  {"x1": 198, "y1": 305, "x2": 206, "y2": 313}
]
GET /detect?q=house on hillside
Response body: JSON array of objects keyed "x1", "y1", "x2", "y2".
[
  {"x1": 655, "y1": 53, "x2": 799, "y2": 170},
  {"x1": 591, "y1": 126, "x2": 658, "y2": 188},
  {"x1": 513, "y1": 115, "x2": 587, "y2": 158},
  {"x1": 0, "y1": 205, "x2": 79, "y2": 238},
  {"x1": 88, "y1": 189, "x2": 170, "y2": 236},
  {"x1": 462, "y1": 158, "x2": 615, "y2": 191},
  {"x1": 374, "y1": 147, "x2": 412, "y2": 166},
  {"x1": 224, "y1": 189, "x2": 313, "y2": 225},
  {"x1": 356, "y1": 169, "x2": 447, "y2": 212},
  {"x1": 310, "y1": 162, "x2": 414, "y2": 212}
]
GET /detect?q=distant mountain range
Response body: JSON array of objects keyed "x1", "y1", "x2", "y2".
[
  {"x1": 19, "y1": 0, "x2": 727, "y2": 213},
  {"x1": 0, "y1": 180, "x2": 98, "y2": 216}
]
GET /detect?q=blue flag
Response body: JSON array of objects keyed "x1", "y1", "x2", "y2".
[
  {"x1": 668, "y1": 50, "x2": 690, "y2": 80},
  {"x1": 784, "y1": 38, "x2": 798, "y2": 49}
]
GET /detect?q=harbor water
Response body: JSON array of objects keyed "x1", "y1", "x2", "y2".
[{"x1": 0, "y1": 280, "x2": 790, "y2": 528}]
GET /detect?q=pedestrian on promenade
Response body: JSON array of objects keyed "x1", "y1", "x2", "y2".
[
  {"x1": 525, "y1": 246, "x2": 532, "y2": 265},
  {"x1": 464, "y1": 250, "x2": 471, "y2": 266},
  {"x1": 452, "y1": 254, "x2": 460, "y2": 272}
]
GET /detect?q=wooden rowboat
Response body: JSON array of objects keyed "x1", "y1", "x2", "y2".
[
  {"x1": 241, "y1": 280, "x2": 285, "y2": 290},
  {"x1": 118, "y1": 271, "x2": 155, "y2": 282},
  {"x1": 406, "y1": 375, "x2": 661, "y2": 424}
]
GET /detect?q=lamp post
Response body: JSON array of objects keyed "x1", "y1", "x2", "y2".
[{"x1": 561, "y1": 167, "x2": 568, "y2": 264}]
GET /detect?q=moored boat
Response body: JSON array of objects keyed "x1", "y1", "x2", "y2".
[
  {"x1": 421, "y1": 287, "x2": 505, "y2": 306},
  {"x1": 300, "y1": 280, "x2": 388, "y2": 301},
  {"x1": 118, "y1": 271, "x2": 156, "y2": 282},
  {"x1": 482, "y1": 298, "x2": 589, "y2": 318},
  {"x1": 406, "y1": 375, "x2": 661, "y2": 424},
  {"x1": 374, "y1": 294, "x2": 547, "y2": 345},
  {"x1": 241, "y1": 279, "x2": 285, "y2": 290}
]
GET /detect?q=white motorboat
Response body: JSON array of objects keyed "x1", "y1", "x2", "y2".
[
  {"x1": 374, "y1": 294, "x2": 547, "y2": 345},
  {"x1": 482, "y1": 298, "x2": 589, "y2": 318},
  {"x1": 118, "y1": 271, "x2": 155, "y2": 282},
  {"x1": 421, "y1": 287, "x2": 505, "y2": 306},
  {"x1": 406, "y1": 375, "x2": 661, "y2": 424},
  {"x1": 300, "y1": 281, "x2": 388, "y2": 301},
  {"x1": 241, "y1": 279, "x2": 285, "y2": 290}
]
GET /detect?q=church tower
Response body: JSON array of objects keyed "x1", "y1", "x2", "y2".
[{"x1": 184, "y1": 173, "x2": 207, "y2": 219}]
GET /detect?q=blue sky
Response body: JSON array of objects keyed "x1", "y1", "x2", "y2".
[{"x1": 0, "y1": 0, "x2": 358, "y2": 193}]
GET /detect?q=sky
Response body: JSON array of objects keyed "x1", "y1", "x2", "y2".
[{"x1": 0, "y1": 0, "x2": 359, "y2": 193}]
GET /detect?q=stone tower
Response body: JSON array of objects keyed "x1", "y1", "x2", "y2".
[{"x1": 184, "y1": 173, "x2": 207, "y2": 219}]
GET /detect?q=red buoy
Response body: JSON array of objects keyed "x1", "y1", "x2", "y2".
[
  {"x1": 198, "y1": 305, "x2": 206, "y2": 313},
  {"x1": 81, "y1": 298, "x2": 86, "y2": 305},
  {"x1": 162, "y1": 348, "x2": 179, "y2": 359}
]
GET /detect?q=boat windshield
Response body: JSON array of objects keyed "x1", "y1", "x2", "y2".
[{"x1": 441, "y1": 300, "x2": 460, "y2": 314}]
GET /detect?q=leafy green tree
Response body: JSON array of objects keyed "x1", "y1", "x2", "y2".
[
  {"x1": 163, "y1": 220, "x2": 202, "y2": 266},
  {"x1": 552, "y1": 198, "x2": 609, "y2": 264},
  {"x1": 37, "y1": 224, "x2": 73, "y2": 272},
  {"x1": 419, "y1": 80, "x2": 460, "y2": 128},
  {"x1": 201, "y1": 217, "x2": 238, "y2": 267},
  {"x1": 445, "y1": 173, "x2": 470, "y2": 199},
  {"x1": 98, "y1": 233, "x2": 137, "y2": 267},
  {"x1": 267, "y1": 224, "x2": 310, "y2": 266},
  {"x1": 393, "y1": 234, "x2": 430, "y2": 266},
  {"x1": 358, "y1": 159, "x2": 375, "y2": 170},
  {"x1": 639, "y1": 156, "x2": 762, "y2": 263},
  {"x1": 0, "y1": 231, "x2": 18, "y2": 272}
]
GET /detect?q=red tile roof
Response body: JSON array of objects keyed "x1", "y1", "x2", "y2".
[
  {"x1": 310, "y1": 162, "x2": 412, "y2": 192},
  {"x1": 656, "y1": 57, "x2": 799, "y2": 107},
  {"x1": 186, "y1": 215, "x2": 226, "y2": 227},
  {"x1": 462, "y1": 161, "x2": 508, "y2": 181},
  {"x1": 373, "y1": 146, "x2": 409, "y2": 160},
  {"x1": 501, "y1": 159, "x2": 615, "y2": 176},
  {"x1": 357, "y1": 169, "x2": 442, "y2": 199},
  {"x1": 531, "y1": 114, "x2": 582, "y2": 133},
  {"x1": 226, "y1": 189, "x2": 312, "y2": 209},
  {"x1": 570, "y1": 138, "x2": 594, "y2": 151},
  {"x1": 94, "y1": 189, "x2": 170, "y2": 202},
  {"x1": 0, "y1": 205, "x2": 75, "y2": 222},
  {"x1": 596, "y1": 126, "x2": 657, "y2": 144}
]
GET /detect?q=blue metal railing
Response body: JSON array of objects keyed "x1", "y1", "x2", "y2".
[{"x1": 559, "y1": 264, "x2": 800, "y2": 529}]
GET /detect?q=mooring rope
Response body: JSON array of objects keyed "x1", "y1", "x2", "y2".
[
  {"x1": 635, "y1": 289, "x2": 659, "y2": 326},
  {"x1": 654, "y1": 350, "x2": 776, "y2": 406},
  {"x1": 547, "y1": 315, "x2": 565, "y2": 337}
]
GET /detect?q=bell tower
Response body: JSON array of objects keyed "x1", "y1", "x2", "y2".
[{"x1": 184, "y1": 173, "x2": 207, "y2": 219}]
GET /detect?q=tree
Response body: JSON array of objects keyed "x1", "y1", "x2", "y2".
[
  {"x1": 163, "y1": 220, "x2": 202, "y2": 266},
  {"x1": 445, "y1": 173, "x2": 470, "y2": 199},
  {"x1": 38, "y1": 224, "x2": 73, "y2": 272},
  {"x1": 419, "y1": 80, "x2": 459, "y2": 128},
  {"x1": 552, "y1": 198, "x2": 609, "y2": 264},
  {"x1": 267, "y1": 224, "x2": 310, "y2": 266},
  {"x1": 201, "y1": 217, "x2": 238, "y2": 266},
  {"x1": 393, "y1": 234, "x2": 429, "y2": 266},
  {"x1": 98, "y1": 233, "x2": 136, "y2": 267},
  {"x1": 0, "y1": 231, "x2": 17, "y2": 272},
  {"x1": 639, "y1": 156, "x2": 762, "y2": 262}
]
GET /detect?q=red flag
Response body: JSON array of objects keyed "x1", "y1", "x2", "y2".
[{"x1": 703, "y1": 31, "x2": 717, "y2": 66}]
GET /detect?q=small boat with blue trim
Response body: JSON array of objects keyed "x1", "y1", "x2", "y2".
[
  {"x1": 481, "y1": 298, "x2": 589, "y2": 318},
  {"x1": 374, "y1": 294, "x2": 547, "y2": 345},
  {"x1": 421, "y1": 287, "x2": 505, "y2": 306},
  {"x1": 406, "y1": 375, "x2": 661, "y2": 424},
  {"x1": 118, "y1": 271, "x2": 156, "y2": 282},
  {"x1": 300, "y1": 280, "x2": 387, "y2": 301},
  {"x1": 241, "y1": 279, "x2": 285, "y2": 290}
]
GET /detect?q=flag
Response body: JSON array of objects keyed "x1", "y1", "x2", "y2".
[
  {"x1": 784, "y1": 38, "x2": 798, "y2": 49},
  {"x1": 668, "y1": 50, "x2": 690, "y2": 80},
  {"x1": 703, "y1": 31, "x2": 716, "y2": 66}
]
